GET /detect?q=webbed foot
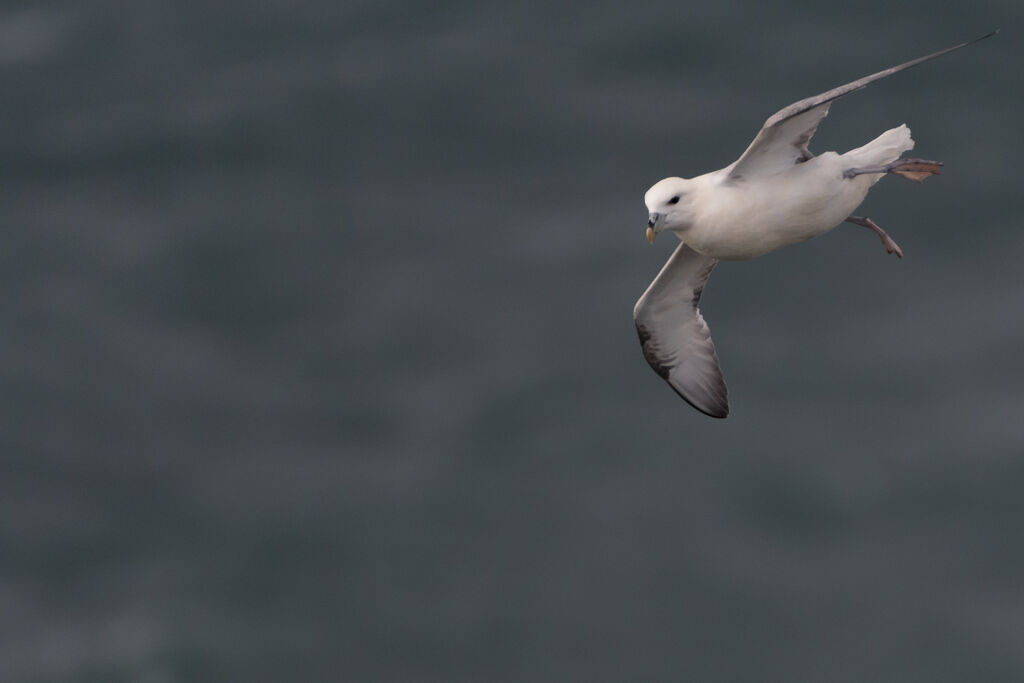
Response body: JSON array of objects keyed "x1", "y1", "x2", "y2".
[{"x1": 843, "y1": 157, "x2": 943, "y2": 183}]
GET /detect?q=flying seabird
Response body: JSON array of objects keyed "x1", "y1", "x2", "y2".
[{"x1": 634, "y1": 32, "x2": 997, "y2": 418}]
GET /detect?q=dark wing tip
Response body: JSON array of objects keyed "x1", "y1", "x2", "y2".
[
  {"x1": 671, "y1": 384, "x2": 729, "y2": 419},
  {"x1": 666, "y1": 370, "x2": 730, "y2": 419},
  {"x1": 635, "y1": 321, "x2": 730, "y2": 419}
]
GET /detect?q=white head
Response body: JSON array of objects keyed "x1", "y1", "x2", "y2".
[{"x1": 644, "y1": 176, "x2": 694, "y2": 243}]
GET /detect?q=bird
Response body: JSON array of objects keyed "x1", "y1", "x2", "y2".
[{"x1": 633, "y1": 32, "x2": 997, "y2": 419}]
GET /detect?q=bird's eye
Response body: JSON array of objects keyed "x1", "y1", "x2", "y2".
[{"x1": 667, "y1": 196, "x2": 680, "y2": 205}]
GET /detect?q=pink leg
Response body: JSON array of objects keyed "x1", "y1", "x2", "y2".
[{"x1": 845, "y1": 215, "x2": 903, "y2": 258}]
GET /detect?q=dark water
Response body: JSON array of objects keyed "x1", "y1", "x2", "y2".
[{"x1": 2, "y1": 2, "x2": 1022, "y2": 681}]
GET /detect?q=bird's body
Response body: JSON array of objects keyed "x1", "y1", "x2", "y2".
[
  {"x1": 683, "y1": 129, "x2": 904, "y2": 260},
  {"x1": 634, "y1": 33, "x2": 996, "y2": 418}
]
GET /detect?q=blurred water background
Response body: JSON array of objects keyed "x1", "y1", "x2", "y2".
[{"x1": 1, "y1": 1, "x2": 1022, "y2": 681}]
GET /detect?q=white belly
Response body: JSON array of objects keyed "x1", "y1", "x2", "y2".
[{"x1": 684, "y1": 154, "x2": 877, "y2": 260}]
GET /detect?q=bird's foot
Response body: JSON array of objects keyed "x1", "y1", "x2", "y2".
[
  {"x1": 845, "y1": 215, "x2": 903, "y2": 258},
  {"x1": 886, "y1": 157, "x2": 944, "y2": 182},
  {"x1": 843, "y1": 157, "x2": 944, "y2": 182}
]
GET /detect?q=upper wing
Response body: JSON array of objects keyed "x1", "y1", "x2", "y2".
[
  {"x1": 634, "y1": 242, "x2": 728, "y2": 418},
  {"x1": 727, "y1": 31, "x2": 997, "y2": 181}
]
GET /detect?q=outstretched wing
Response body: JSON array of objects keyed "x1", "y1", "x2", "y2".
[
  {"x1": 727, "y1": 31, "x2": 997, "y2": 181},
  {"x1": 634, "y1": 243, "x2": 728, "y2": 418}
]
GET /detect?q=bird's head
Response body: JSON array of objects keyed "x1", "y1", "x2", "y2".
[{"x1": 644, "y1": 177, "x2": 694, "y2": 243}]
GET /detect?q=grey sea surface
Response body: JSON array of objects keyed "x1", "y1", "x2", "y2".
[{"x1": 1, "y1": 2, "x2": 1022, "y2": 681}]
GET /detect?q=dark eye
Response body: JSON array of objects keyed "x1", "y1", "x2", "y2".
[{"x1": 667, "y1": 195, "x2": 680, "y2": 205}]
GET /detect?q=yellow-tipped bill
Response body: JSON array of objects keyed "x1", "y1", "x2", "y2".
[{"x1": 645, "y1": 227, "x2": 655, "y2": 243}]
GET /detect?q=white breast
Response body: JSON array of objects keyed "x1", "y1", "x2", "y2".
[{"x1": 684, "y1": 155, "x2": 875, "y2": 260}]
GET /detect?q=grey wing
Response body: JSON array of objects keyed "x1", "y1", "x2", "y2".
[
  {"x1": 634, "y1": 243, "x2": 728, "y2": 418},
  {"x1": 727, "y1": 31, "x2": 997, "y2": 181}
]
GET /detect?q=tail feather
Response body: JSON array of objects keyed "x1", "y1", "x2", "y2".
[{"x1": 844, "y1": 123, "x2": 915, "y2": 169}]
